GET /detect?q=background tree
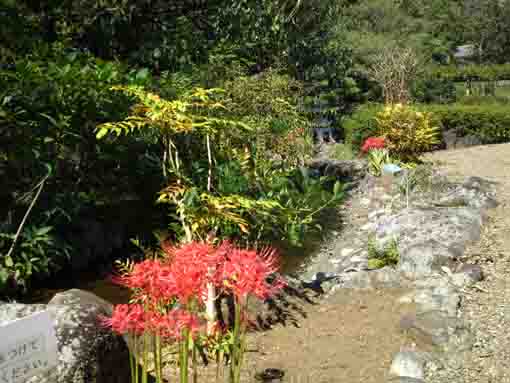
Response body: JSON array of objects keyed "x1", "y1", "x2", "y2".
[{"x1": 367, "y1": 46, "x2": 423, "y2": 104}]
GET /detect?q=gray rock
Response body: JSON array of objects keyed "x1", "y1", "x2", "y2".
[
  {"x1": 368, "y1": 209, "x2": 386, "y2": 221},
  {"x1": 400, "y1": 311, "x2": 472, "y2": 351},
  {"x1": 443, "y1": 129, "x2": 482, "y2": 150},
  {"x1": 413, "y1": 276, "x2": 460, "y2": 316},
  {"x1": 361, "y1": 222, "x2": 375, "y2": 231},
  {"x1": 456, "y1": 264, "x2": 483, "y2": 281},
  {"x1": 307, "y1": 159, "x2": 368, "y2": 183},
  {"x1": 442, "y1": 129, "x2": 457, "y2": 150},
  {"x1": 390, "y1": 351, "x2": 424, "y2": 379},
  {"x1": 340, "y1": 248, "x2": 355, "y2": 257},
  {"x1": 334, "y1": 267, "x2": 401, "y2": 290},
  {"x1": 450, "y1": 266, "x2": 483, "y2": 287},
  {"x1": 0, "y1": 290, "x2": 130, "y2": 383},
  {"x1": 371, "y1": 206, "x2": 488, "y2": 282},
  {"x1": 398, "y1": 241, "x2": 458, "y2": 279},
  {"x1": 439, "y1": 177, "x2": 498, "y2": 210},
  {"x1": 48, "y1": 289, "x2": 114, "y2": 315}
]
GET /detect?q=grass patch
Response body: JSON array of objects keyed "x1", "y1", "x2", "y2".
[{"x1": 367, "y1": 237, "x2": 399, "y2": 269}]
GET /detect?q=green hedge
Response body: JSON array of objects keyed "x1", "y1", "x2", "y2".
[
  {"x1": 343, "y1": 102, "x2": 510, "y2": 152},
  {"x1": 428, "y1": 64, "x2": 510, "y2": 82},
  {"x1": 422, "y1": 104, "x2": 510, "y2": 144}
]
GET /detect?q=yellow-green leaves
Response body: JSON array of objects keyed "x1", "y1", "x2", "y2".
[
  {"x1": 95, "y1": 85, "x2": 250, "y2": 139},
  {"x1": 375, "y1": 104, "x2": 440, "y2": 160}
]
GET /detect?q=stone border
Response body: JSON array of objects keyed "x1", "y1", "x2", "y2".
[{"x1": 297, "y1": 159, "x2": 498, "y2": 382}]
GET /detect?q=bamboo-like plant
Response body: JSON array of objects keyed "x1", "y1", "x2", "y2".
[{"x1": 96, "y1": 85, "x2": 282, "y2": 241}]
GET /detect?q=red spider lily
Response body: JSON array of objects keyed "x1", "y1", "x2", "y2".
[
  {"x1": 163, "y1": 241, "x2": 236, "y2": 303},
  {"x1": 361, "y1": 137, "x2": 386, "y2": 153},
  {"x1": 168, "y1": 259, "x2": 209, "y2": 305},
  {"x1": 221, "y1": 247, "x2": 286, "y2": 301},
  {"x1": 145, "y1": 309, "x2": 204, "y2": 340},
  {"x1": 100, "y1": 303, "x2": 147, "y2": 335},
  {"x1": 174, "y1": 309, "x2": 203, "y2": 340},
  {"x1": 110, "y1": 259, "x2": 178, "y2": 304},
  {"x1": 167, "y1": 241, "x2": 227, "y2": 269}
]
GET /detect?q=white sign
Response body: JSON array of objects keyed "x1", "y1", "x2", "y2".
[{"x1": 0, "y1": 311, "x2": 58, "y2": 383}]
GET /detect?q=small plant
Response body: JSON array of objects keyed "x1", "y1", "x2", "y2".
[
  {"x1": 366, "y1": 148, "x2": 392, "y2": 176},
  {"x1": 375, "y1": 104, "x2": 440, "y2": 161},
  {"x1": 367, "y1": 236, "x2": 399, "y2": 269},
  {"x1": 360, "y1": 137, "x2": 397, "y2": 177}
]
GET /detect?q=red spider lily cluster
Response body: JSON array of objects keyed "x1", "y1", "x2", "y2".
[
  {"x1": 102, "y1": 304, "x2": 201, "y2": 340},
  {"x1": 101, "y1": 240, "x2": 286, "y2": 339},
  {"x1": 361, "y1": 136, "x2": 386, "y2": 153}
]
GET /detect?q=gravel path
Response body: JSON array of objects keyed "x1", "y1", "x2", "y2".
[{"x1": 424, "y1": 144, "x2": 510, "y2": 383}]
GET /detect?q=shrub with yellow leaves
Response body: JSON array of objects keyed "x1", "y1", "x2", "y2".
[{"x1": 375, "y1": 104, "x2": 440, "y2": 161}]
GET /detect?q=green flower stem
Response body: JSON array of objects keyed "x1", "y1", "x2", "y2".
[
  {"x1": 230, "y1": 298, "x2": 246, "y2": 383},
  {"x1": 180, "y1": 329, "x2": 190, "y2": 383},
  {"x1": 155, "y1": 334, "x2": 163, "y2": 383},
  {"x1": 216, "y1": 344, "x2": 225, "y2": 383},
  {"x1": 142, "y1": 332, "x2": 149, "y2": 383},
  {"x1": 128, "y1": 335, "x2": 136, "y2": 383},
  {"x1": 134, "y1": 335, "x2": 139, "y2": 383},
  {"x1": 192, "y1": 338, "x2": 198, "y2": 383}
]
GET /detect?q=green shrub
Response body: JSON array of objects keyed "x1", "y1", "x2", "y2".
[
  {"x1": 0, "y1": 225, "x2": 71, "y2": 294},
  {"x1": 0, "y1": 43, "x2": 159, "y2": 296},
  {"x1": 342, "y1": 103, "x2": 383, "y2": 152},
  {"x1": 411, "y1": 77, "x2": 457, "y2": 104},
  {"x1": 457, "y1": 95, "x2": 510, "y2": 106},
  {"x1": 366, "y1": 148, "x2": 392, "y2": 176},
  {"x1": 375, "y1": 104, "x2": 441, "y2": 160},
  {"x1": 421, "y1": 104, "x2": 510, "y2": 144},
  {"x1": 428, "y1": 64, "x2": 510, "y2": 82}
]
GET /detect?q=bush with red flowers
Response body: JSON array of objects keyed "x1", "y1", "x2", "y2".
[{"x1": 101, "y1": 240, "x2": 285, "y2": 383}]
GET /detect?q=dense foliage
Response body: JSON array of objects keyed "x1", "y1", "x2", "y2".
[
  {"x1": 0, "y1": 0, "x2": 346, "y2": 295},
  {"x1": 343, "y1": 103, "x2": 384, "y2": 151},
  {"x1": 2, "y1": 0, "x2": 510, "y2": 297}
]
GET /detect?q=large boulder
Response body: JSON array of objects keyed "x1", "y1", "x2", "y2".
[
  {"x1": 0, "y1": 289, "x2": 130, "y2": 383},
  {"x1": 374, "y1": 206, "x2": 484, "y2": 257}
]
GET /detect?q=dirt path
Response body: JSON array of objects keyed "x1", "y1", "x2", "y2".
[
  {"x1": 243, "y1": 288, "x2": 415, "y2": 383},
  {"x1": 424, "y1": 144, "x2": 510, "y2": 382}
]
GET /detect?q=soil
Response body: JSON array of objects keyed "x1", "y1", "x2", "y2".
[
  {"x1": 159, "y1": 287, "x2": 416, "y2": 383},
  {"x1": 241, "y1": 288, "x2": 416, "y2": 383}
]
